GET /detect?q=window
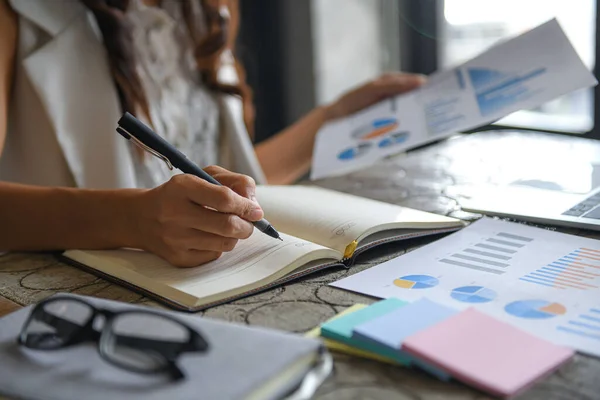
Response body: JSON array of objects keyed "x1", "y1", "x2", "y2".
[
  {"x1": 439, "y1": 0, "x2": 597, "y2": 133},
  {"x1": 240, "y1": 1, "x2": 599, "y2": 141}
]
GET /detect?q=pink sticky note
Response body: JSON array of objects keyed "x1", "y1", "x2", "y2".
[{"x1": 403, "y1": 308, "x2": 574, "y2": 398}]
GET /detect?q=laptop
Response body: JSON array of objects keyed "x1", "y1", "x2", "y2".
[{"x1": 459, "y1": 181, "x2": 600, "y2": 231}]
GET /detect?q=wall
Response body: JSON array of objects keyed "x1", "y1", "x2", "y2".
[{"x1": 311, "y1": 0, "x2": 399, "y2": 106}]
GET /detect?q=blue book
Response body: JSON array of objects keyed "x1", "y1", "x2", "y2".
[
  {"x1": 321, "y1": 298, "x2": 411, "y2": 366},
  {"x1": 353, "y1": 298, "x2": 458, "y2": 380}
]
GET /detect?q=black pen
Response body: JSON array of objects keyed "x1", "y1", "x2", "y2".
[{"x1": 116, "y1": 112, "x2": 282, "y2": 241}]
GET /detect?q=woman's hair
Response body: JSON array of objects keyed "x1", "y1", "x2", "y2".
[{"x1": 80, "y1": 0, "x2": 255, "y2": 138}]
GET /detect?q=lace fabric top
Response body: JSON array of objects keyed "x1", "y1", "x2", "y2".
[{"x1": 126, "y1": 0, "x2": 222, "y2": 188}]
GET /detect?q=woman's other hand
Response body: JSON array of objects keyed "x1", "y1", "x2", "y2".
[
  {"x1": 134, "y1": 166, "x2": 263, "y2": 267},
  {"x1": 324, "y1": 73, "x2": 427, "y2": 121}
]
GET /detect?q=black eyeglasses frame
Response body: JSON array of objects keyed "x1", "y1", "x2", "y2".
[{"x1": 17, "y1": 295, "x2": 209, "y2": 381}]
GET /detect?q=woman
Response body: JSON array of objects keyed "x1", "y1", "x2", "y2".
[{"x1": 0, "y1": 0, "x2": 425, "y2": 267}]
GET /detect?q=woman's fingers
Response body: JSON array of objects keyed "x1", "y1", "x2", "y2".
[
  {"x1": 172, "y1": 174, "x2": 264, "y2": 221},
  {"x1": 183, "y1": 204, "x2": 254, "y2": 239},
  {"x1": 159, "y1": 226, "x2": 240, "y2": 253},
  {"x1": 370, "y1": 73, "x2": 427, "y2": 98},
  {"x1": 166, "y1": 250, "x2": 223, "y2": 268},
  {"x1": 136, "y1": 172, "x2": 263, "y2": 267},
  {"x1": 203, "y1": 165, "x2": 260, "y2": 203},
  {"x1": 160, "y1": 230, "x2": 242, "y2": 268}
]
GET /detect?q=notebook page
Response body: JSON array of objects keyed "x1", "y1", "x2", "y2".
[
  {"x1": 256, "y1": 185, "x2": 461, "y2": 254},
  {"x1": 68, "y1": 230, "x2": 339, "y2": 304}
]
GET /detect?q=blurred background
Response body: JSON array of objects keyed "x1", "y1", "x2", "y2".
[{"x1": 238, "y1": 0, "x2": 598, "y2": 143}]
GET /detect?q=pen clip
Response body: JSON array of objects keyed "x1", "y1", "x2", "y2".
[{"x1": 117, "y1": 126, "x2": 174, "y2": 170}]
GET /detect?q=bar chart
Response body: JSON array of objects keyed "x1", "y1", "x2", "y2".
[
  {"x1": 520, "y1": 248, "x2": 600, "y2": 290},
  {"x1": 557, "y1": 308, "x2": 600, "y2": 341},
  {"x1": 439, "y1": 231, "x2": 533, "y2": 275},
  {"x1": 331, "y1": 218, "x2": 600, "y2": 357}
]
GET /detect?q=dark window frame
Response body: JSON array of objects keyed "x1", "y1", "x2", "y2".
[{"x1": 237, "y1": 1, "x2": 315, "y2": 144}]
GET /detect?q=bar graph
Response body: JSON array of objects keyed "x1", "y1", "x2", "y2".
[
  {"x1": 331, "y1": 218, "x2": 600, "y2": 357},
  {"x1": 557, "y1": 308, "x2": 600, "y2": 341},
  {"x1": 439, "y1": 231, "x2": 533, "y2": 275},
  {"x1": 520, "y1": 247, "x2": 600, "y2": 290}
]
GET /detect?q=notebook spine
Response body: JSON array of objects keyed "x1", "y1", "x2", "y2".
[{"x1": 341, "y1": 226, "x2": 462, "y2": 267}]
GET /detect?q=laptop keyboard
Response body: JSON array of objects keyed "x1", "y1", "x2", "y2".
[{"x1": 562, "y1": 192, "x2": 600, "y2": 218}]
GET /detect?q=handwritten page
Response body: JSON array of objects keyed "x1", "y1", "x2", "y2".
[
  {"x1": 256, "y1": 185, "x2": 460, "y2": 254},
  {"x1": 311, "y1": 19, "x2": 598, "y2": 180},
  {"x1": 332, "y1": 217, "x2": 600, "y2": 357},
  {"x1": 70, "y1": 230, "x2": 339, "y2": 305}
]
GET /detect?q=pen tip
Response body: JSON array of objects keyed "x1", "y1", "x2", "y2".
[{"x1": 263, "y1": 225, "x2": 283, "y2": 241}]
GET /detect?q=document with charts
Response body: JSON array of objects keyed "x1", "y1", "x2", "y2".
[
  {"x1": 331, "y1": 218, "x2": 600, "y2": 357},
  {"x1": 311, "y1": 19, "x2": 598, "y2": 180}
]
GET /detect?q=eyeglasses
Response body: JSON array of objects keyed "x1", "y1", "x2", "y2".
[{"x1": 17, "y1": 295, "x2": 209, "y2": 380}]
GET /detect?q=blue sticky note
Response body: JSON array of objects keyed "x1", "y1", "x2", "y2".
[
  {"x1": 353, "y1": 298, "x2": 459, "y2": 380},
  {"x1": 321, "y1": 298, "x2": 411, "y2": 365}
]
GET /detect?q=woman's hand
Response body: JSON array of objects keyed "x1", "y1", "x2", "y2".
[
  {"x1": 324, "y1": 73, "x2": 427, "y2": 121},
  {"x1": 133, "y1": 165, "x2": 263, "y2": 267}
]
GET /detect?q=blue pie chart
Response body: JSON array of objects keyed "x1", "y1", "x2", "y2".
[
  {"x1": 378, "y1": 132, "x2": 410, "y2": 148},
  {"x1": 394, "y1": 275, "x2": 439, "y2": 289},
  {"x1": 450, "y1": 286, "x2": 496, "y2": 303},
  {"x1": 351, "y1": 118, "x2": 399, "y2": 140},
  {"x1": 504, "y1": 300, "x2": 567, "y2": 320},
  {"x1": 337, "y1": 142, "x2": 372, "y2": 161}
]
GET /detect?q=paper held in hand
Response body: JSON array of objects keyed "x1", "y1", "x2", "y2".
[{"x1": 310, "y1": 19, "x2": 598, "y2": 180}]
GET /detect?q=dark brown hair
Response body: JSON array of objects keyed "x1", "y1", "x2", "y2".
[{"x1": 81, "y1": 0, "x2": 255, "y2": 138}]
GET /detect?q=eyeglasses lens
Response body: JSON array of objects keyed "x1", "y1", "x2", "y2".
[
  {"x1": 21, "y1": 299, "x2": 93, "y2": 349},
  {"x1": 103, "y1": 313, "x2": 190, "y2": 372}
]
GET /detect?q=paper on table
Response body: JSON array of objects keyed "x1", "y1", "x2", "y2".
[
  {"x1": 403, "y1": 308, "x2": 574, "y2": 398},
  {"x1": 310, "y1": 19, "x2": 598, "y2": 180},
  {"x1": 332, "y1": 217, "x2": 600, "y2": 357}
]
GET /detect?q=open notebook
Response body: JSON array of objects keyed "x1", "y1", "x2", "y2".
[{"x1": 62, "y1": 186, "x2": 464, "y2": 311}]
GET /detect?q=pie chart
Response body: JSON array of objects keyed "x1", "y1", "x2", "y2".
[
  {"x1": 504, "y1": 300, "x2": 567, "y2": 319},
  {"x1": 337, "y1": 142, "x2": 372, "y2": 161},
  {"x1": 351, "y1": 118, "x2": 399, "y2": 140},
  {"x1": 393, "y1": 275, "x2": 439, "y2": 289},
  {"x1": 450, "y1": 286, "x2": 497, "y2": 303},
  {"x1": 378, "y1": 131, "x2": 410, "y2": 148}
]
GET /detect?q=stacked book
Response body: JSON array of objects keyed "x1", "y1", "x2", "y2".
[{"x1": 307, "y1": 297, "x2": 574, "y2": 398}]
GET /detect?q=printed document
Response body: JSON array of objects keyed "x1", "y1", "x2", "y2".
[{"x1": 331, "y1": 218, "x2": 600, "y2": 358}]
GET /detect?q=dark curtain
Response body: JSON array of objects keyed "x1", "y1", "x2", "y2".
[{"x1": 237, "y1": 1, "x2": 286, "y2": 143}]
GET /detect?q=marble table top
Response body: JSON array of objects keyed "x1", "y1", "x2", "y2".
[{"x1": 1, "y1": 130, "x2": 599, "y2": 400}]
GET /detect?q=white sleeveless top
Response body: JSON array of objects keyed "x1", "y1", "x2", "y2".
[
  {"x1": 1, "y1": 0, "x2": 266, "y2": 189},
  {"x1": 127, "y1": 0, "x2": 222, "y2": 188}
]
